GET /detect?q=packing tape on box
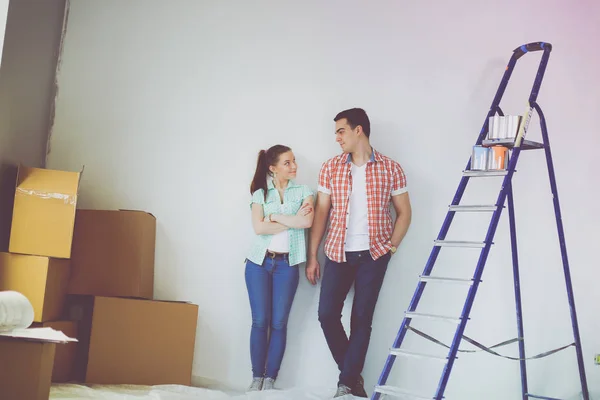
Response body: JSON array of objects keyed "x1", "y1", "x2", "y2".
[{"x1": 16, "y1": 188, "x2": 77, "y2": 205}]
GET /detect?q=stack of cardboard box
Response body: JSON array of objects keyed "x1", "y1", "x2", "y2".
[{"x1": 0, "y1": 165, "x2": 199, "y2": 400}]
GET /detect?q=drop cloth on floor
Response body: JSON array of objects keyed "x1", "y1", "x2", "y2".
[
  {"x1": 49, "y1": 383, "x2": 590, "y2": 399},
  {"x1": 49, "y1": 383, "x2": 346, "y2": 400}
]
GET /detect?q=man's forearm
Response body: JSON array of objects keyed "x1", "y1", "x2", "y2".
[
  {"x1": 391, "y1": 214, "x2": 411, "y2": 248},
  {"x1": 308, "y1": 208, "x2": 328, "y2": 259}
]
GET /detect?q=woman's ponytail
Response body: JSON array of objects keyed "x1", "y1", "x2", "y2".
[
  {"x1": 250, "y1": 149, "x2": 269, "y2": 201},
  {"x1": 249, "y1": 145, "x2": 292, "y2": 201}
]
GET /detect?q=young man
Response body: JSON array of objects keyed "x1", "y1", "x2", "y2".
[{"x1": 306, "y1": 108, "x2": 412, "y2": 398}]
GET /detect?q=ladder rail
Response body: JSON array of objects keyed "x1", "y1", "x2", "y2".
[
  {"x1": 507, "y1": 180, "x2": 528, "y2": 399},
  {"x1": 535, "y1": 102, "x2": 589, "y2": 399}
]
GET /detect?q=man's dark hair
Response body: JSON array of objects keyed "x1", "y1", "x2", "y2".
[{"x1": 334, "y1": 108, "x2": 370, "y2": 138}]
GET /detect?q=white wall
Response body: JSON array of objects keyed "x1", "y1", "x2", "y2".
[{"x1": 47, "y1": 1, "x2": 600, "y2": 398}]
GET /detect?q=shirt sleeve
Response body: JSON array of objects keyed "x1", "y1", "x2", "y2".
[
  {"x1": 392, "y1": 162, "x2": 408, "y2": 196},
  {"x1": 301, "y1": 185, "x2": 314, "y2": 201},
  {"x1": 317, "y1": 161, "x2": 331, "y2": 195},
  {"x1": 250, "y1": 189, "x2": 265, "y2": 209}
]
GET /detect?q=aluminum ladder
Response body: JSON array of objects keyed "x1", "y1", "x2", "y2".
[{"x1": 372, "y1": 42, "x2": 589, "y2": 400}]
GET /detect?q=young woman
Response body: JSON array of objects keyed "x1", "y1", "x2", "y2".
[{"x1": 245, "y1": 144, "x2": 314, "y2": 391}]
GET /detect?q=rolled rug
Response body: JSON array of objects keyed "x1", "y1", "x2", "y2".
[{"x1": 0, "y1": 290, "x2": 34, "y2": 332}]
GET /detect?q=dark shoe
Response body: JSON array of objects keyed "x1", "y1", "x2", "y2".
[{"x1": 352, "y1": 375, "x2": 368, "y2": 398}]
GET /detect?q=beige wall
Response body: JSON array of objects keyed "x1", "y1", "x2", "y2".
[
  {"x1": 0, "y1": 0, "x2": 67, "y2": 251},
  {"x1": 0, "y1": 0, "x2": 66, "y2": 167}
]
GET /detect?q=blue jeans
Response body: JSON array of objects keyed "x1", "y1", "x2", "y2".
[
  {"x1": 245, "y1": 254, "x2": 299, "y2": 379},
  {"x1": 318, "y1": 250, "x2": 391, "y2": 388}
]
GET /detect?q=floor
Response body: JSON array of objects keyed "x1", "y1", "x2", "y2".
[
  {"x1": 49, "y1": 383, "x2": 348, "y2": 400},
  {"x1": 49, "y1": 383, "x2": 594, "y2": 399}
]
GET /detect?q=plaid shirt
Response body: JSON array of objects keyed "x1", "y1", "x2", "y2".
[
  {"x1": 247, "y1": 180, "x2": 314, "y2": 266},
  {"x1": 317, "y1": 148, "x2": 408, "y2": 263}
]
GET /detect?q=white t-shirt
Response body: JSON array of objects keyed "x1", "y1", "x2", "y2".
[
  {"x1": 268, "y1": 230, "x2": 289, "y2": 253},
  {"x1": 268, "y1": 195, "x2": 290, "y2": 253},
  {"x1": 345, "y1": 162, "x2": 369, "y2": 251}
]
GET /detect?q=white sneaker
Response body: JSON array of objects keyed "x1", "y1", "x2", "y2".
[
  {"x1": 334, "y1": 384, "x2": 352, "y2": 397},
  {"x1": 247, "y1": 377, "x2": 264, "y2": 391},
  {"x1": 263, "y1": 377, "x2": 276, "y2": 390}
]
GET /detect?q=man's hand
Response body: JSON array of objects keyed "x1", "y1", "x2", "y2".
[
  {"x1": 306, "y1": 191, "x2": 330, "y2": 285},
  {"x1": 305, "y1": 258, "x2": 321, "y2": 285}
]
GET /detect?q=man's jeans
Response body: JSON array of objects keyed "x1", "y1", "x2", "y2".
[
  {"x1": 245, "y1": 255, "x2": 299, "y2": 379},
  {"x1": 318, "y1": 250, "x2": 391, "y2": 388}
]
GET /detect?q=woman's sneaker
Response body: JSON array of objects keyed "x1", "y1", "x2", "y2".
[
  {"x1": 247, "y1": 377, "x2": 264, "y2": 392},
  {"x1": 263, "y1": 377, "x2": 276, "y2": 390}
]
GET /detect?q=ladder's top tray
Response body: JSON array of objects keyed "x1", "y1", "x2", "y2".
[{"x1": 482, "y1": 138, "x2": 544, "y2": 150}]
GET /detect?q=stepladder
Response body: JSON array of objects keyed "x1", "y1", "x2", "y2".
[{"x1": 372, "y1": 42, "x2": 589, "y2": 400}]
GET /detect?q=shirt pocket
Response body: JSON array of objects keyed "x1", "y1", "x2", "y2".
[
  {"x1": 331, "y1": 173, "x2": 347, "y2": 196},
  {"x1": 284, "y1": 199, "x2": 303, "y2": 215},
  {"x1": 377, "y1": 168, "x2": 393, "y2": 201},
  {"x1": 263, "y1": 197, "x2": 281, "y2": 216}
]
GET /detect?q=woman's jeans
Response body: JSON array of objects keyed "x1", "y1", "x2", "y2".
[{"x1": 245, "y1": 254, "x2": 299, "y2": 379}]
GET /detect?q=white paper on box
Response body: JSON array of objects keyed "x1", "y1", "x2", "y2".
[
  {"x1": 0, "y1": 327, "x2": 78, "y2": 343},
  {"x1": 0, "y1": 290, "x2": 77, "y2": 343}
]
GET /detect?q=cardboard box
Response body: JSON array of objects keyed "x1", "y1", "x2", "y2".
[
  {"x1": 0, "y1": 252, "x2": 70, "y2": 322},
  {"x1": 9, "y1": 165, "x2": 82, "y2": 259},
  {"x1": 0, "y1": 337, "x2": 57, "y2": 400},
  {"x1": 68, "y1": 209, "x2": 156, "y2": 299},
  {"x1": 65, "y1": 295, "x2": 94, "y2": 383},
  {"x1": 38, "y1": 321, "x2": 79, "y2": 382},
  {"x1": 67, "y1": 295, "x2": 198, "y2": 385}
]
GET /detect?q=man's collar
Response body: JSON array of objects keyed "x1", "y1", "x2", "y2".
[{"x1": 344, "y1": 148, "x2": 381, "y2": 164}]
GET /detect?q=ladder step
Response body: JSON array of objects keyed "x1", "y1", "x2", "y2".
[
  {"x1": 463, "y1": 170, "x2": 508, "y2": 177},
  {"x1": 525, "y1": 394, "x2": 563, "y2": 400},
  {"x1": 373, "y1": 385, "x2": 434, "y2": 399},
  {"x1": 420, "y1": 275, "x2": 475, "y2": 285},
  {"x1": 405, "y1": 311, "x2": 462, "y2": 323},
  {"x1": 449, "y1": 204, "x2": 498, "y2": 212},
  {"x1": 434, "y1": 240, "x2": 488, "y2": 248},
  {"x1": 389, "y1": 348, "x2": 448, "y2": 361}
]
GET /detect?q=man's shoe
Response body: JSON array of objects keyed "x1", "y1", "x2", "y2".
[
  {"x1": 334, "y1": 384, "x2": 352, "y2": 398},
  {"x1": 352, "y1": 375, "x2": 368, "y2": 398}
]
